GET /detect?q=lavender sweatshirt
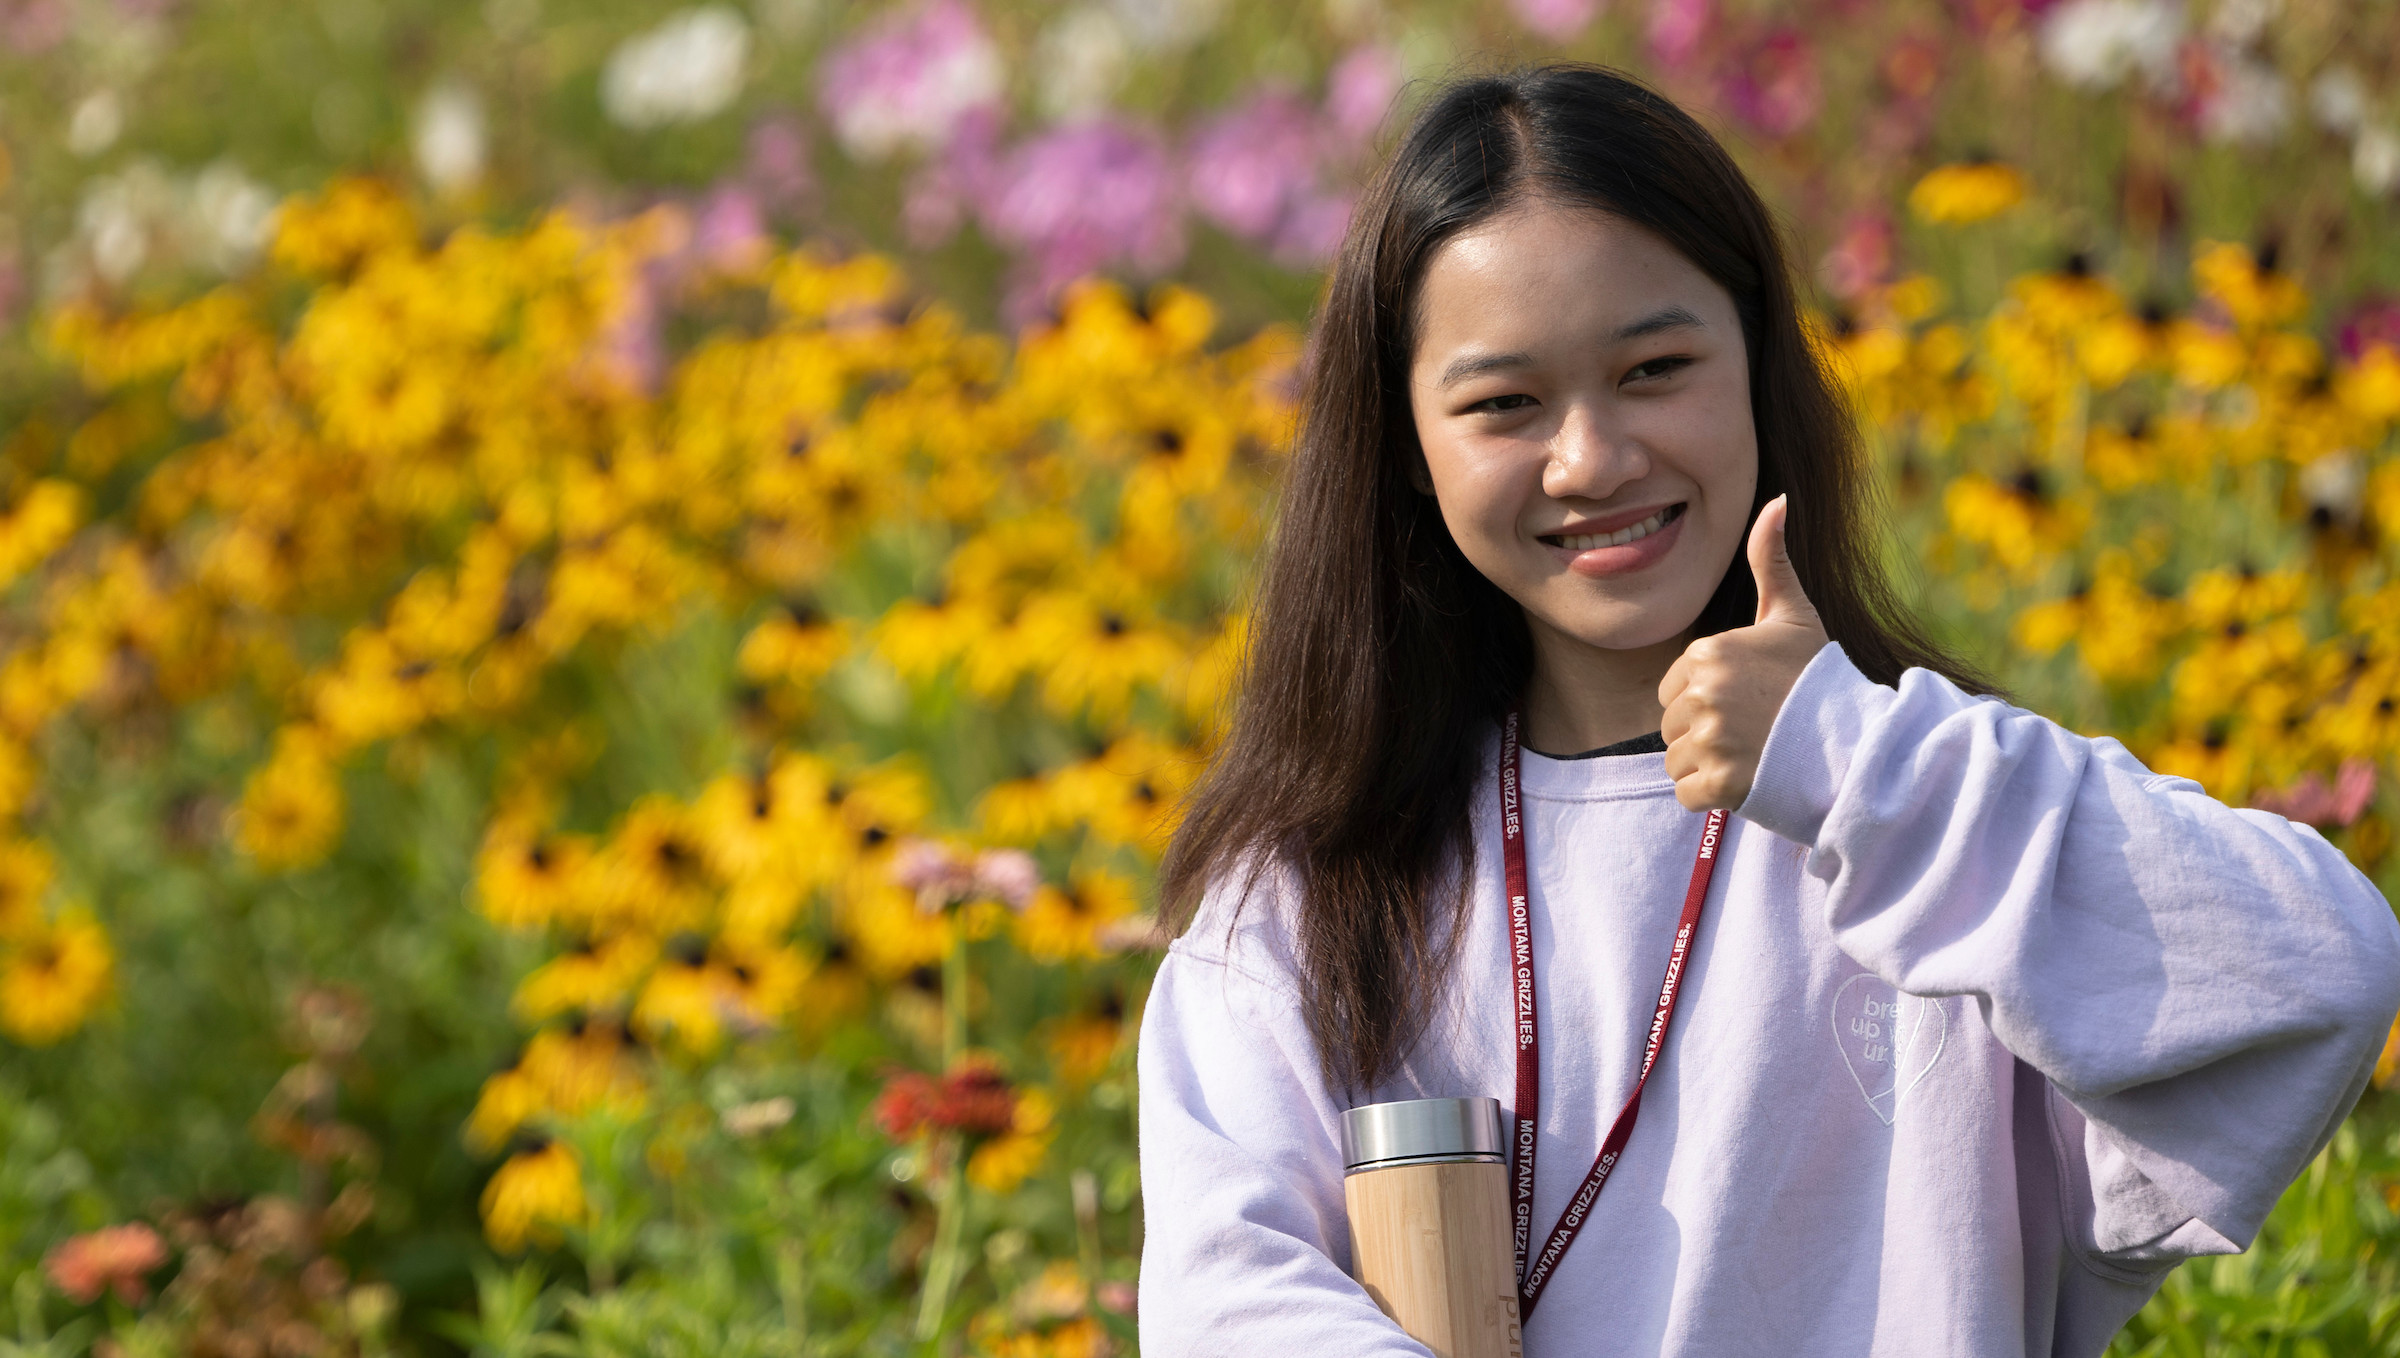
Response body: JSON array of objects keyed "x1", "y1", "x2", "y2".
[{"x1": 1136, "y1": 641, "x2": 2400, "y2": 1356}]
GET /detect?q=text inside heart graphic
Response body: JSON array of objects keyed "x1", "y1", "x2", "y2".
[{"x1": 1830, "y1": 973, "x2": 1946, "y2": 1127}]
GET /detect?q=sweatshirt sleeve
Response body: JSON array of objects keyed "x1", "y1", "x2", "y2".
[
  {"x1": 1136, "y1": 876, "x2": 1434, "y2": 1356},
  {"x1": 1738, "y1": 641, "x2": 2400, "y2": 1268}
]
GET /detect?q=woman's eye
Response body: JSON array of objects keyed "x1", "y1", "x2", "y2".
[
  {"x1": 1468, "y1": 393, "x2": 1536, "y2": 414},
  {"x1": 1626, "y1": 356, "x2": 1692, "y2": 383}
]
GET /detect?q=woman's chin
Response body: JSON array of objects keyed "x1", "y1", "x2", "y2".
[{"x1": 1527, "y1": 601, "x2": 1707, "y2": 657}]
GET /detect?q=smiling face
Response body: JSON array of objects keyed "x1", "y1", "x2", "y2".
[{"x1": 1406, "y1": 198, "x2": 1759, "y2": 659}]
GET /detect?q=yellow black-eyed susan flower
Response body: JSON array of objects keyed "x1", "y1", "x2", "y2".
[
  {"x1": 480, "y1": 1139, "x2": 587, "y2": 1253},
  {"x1": 0, "y1": 909, "x2": 113, "y2": 1045},
  {"x1": 1907, "y1": 159, "x2": 2026, "y2": 225}
]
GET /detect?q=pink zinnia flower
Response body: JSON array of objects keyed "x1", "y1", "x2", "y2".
[
  {"x1": 972, "y1": 849, "x2": 1041, "y2": 910},
  {"x1": 2252, "y1": 761, "x2": 2378, "y2": 829},
  {"x1": 892, "y1": 838, "x2": 977, "y2": 912},
  {"x1": 816, "y1": 0, "x2": 1003, "y2": 162}
]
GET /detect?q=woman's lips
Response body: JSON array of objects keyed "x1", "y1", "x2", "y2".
[{"x1": 1543, "y1": 502, "x2": 1688, "y2": 577}]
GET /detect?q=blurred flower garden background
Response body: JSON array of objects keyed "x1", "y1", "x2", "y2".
[{"x1": 1, "y1": 0, "x2": 2400, "y2": 1352}]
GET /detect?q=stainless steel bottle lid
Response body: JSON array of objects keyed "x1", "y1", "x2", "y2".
[{"x1": 1340, "y1": 1096, "x2": 1506, "y2": 1173}]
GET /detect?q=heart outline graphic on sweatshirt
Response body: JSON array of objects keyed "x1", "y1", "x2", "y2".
[{"x1": 1830, "y1": 973, "x2": 1946, "y2": 1127}]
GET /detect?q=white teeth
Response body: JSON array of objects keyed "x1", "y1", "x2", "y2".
[{"x1": 1553, "y1": 505, "x2": 1677, "y2": 551}]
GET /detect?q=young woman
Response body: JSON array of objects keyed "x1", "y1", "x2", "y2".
[{"x1": 1135, "y1": 64, "x2": 2400, "y2": 1355}]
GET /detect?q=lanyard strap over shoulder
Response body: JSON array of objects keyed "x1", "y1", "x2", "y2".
[{"x1": 1499, "y1": 711, "x2": 1726, "y2": 1319}]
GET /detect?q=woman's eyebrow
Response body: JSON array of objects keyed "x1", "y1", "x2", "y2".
[
  {"x1": 1435, "y1": 350, "x2": 1535, "y2": 388},
  {"x1": 1434, "y1": 306, "x2": 1708, "y2": 387},
  {"x1": 1613, "y1": 304, "x2": 1705, "y2": 341}
]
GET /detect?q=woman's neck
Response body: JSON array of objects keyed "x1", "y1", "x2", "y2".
[{"x1": 1519, "y1": 615, "x2": 1694, "y2": 756}]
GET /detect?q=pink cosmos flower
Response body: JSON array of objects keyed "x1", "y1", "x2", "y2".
[
  {"x1": 1819, "y1": 213, "x2": 1895, "y2": 303},
  {"x1": 901, "y1": 106, "x2": 1002, "y2": 248},
  {"x1": 1647, "y1": 0, "x2": 1711, "y2": 70},
  {"x1": 981, "y1": 119, "x2": 1184, "y2": 325},
  {"x1": 743, "y1": 115, "x2": 816, "y2": 217},
  {"x1": 816, "y1": 0, "x2": 1004, "y2": 162},
  {"x1": 1273, "y1": 190, "x2": 1354, "y2": 267},
  {"x1": 597, "y1": 270, "x2": 666, "y2": 393},
  {"x1": 1324, "y1": 45, "x2": 1404, "y2": 147},
  {"x1": 693, "y1": 186, "x2": 768, "y2": 272},
  {"x1": 1723, "y1": 27, "x2": 1821, "y2": 138},
  {"x1": 1186, "y1": 90, "x2": 1324, "y2": 241},
  {"x1": 3, "y1": 0, "x2": 67, "y2": 54},
  {"x1": 1509, "y1": 0, "x2": 1602, "y2": 43}
]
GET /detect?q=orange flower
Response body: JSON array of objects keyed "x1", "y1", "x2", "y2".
[{"x1": 43, "y1": 1223, "x2": 168, "y2": 1305}]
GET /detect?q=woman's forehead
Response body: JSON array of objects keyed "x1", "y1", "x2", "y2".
[{"x1": 1411, "y1": 203, "x2": 1727, "y2": 364}]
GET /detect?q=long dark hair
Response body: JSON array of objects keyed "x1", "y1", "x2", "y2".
[{"x1": 1159, "y1": 64, "x2": 1994, "y2": 1094}]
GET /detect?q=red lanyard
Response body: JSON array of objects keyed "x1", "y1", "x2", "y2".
[{"x1": 1499, "y1": 710, "x2": 1726, "y2": 1319}]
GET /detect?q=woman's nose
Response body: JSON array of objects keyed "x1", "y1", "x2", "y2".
[{"x1": 1541, "y1": 402, "x2": 1648, "y2": 503}]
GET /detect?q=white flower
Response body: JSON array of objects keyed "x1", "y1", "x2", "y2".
[
  {"x1": 193, "y1": 162, "x2": 277, "y2": 273},
  {"x1": 601, "y1": 6, "x2": 751, "y2": 131},
  {"x1": 2197, "y1": 57, "x2": 2289, "y2": 147},
  {"x1": 413, "y1": 82, "x2": 487, "y2": 193},
  {"x1": 720, "y1": 1096, "x2": 796, "y2": 1137},
  {"x1": 2356, "y1": 125, "x2": 2400, "y2": 197},
  {"x1": 2300, "y1": 450, "x2": 2366, "y2": 523},
  {"x1": 2310, "y1": 66, "x2": 2368, "y2": 134},
  {"x1": 1109, "y1": 0, "x2": 1222, "y2": 52},
  {"x1": 2039, "y1": 0, "x2": 2183, "y2": 92},
  {"x1": 80, "y1": 197, "x2": 148, "y2": 284},
  {"x1": 1035, "y1": 7, "x2": 1130, "y2": 121},
  {"x1": 75, "y1": 162, "x2": 172, "y2": 283},
  {"x1": 67, "y1": 91, "x2": 123, "y2": 158},
  {"x1": 2204, "y1": 0, "x2": 2276, "y2": 47}
]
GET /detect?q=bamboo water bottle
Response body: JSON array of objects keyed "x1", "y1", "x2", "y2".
[{"x1": 1341, "y1": 1096, "x2": 1524, "y2": 1358}]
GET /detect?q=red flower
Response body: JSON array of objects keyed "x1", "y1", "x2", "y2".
[
  {"x1": 872, "y1": 1061, "x2": 1019, "y2": 1141},
  {"x1": 873, "y1": 1070, "x2": 942, "y2": 1139},
  {"x1": 931, "y1": 1063, "x2": 1018, "y2": 1137},
  {"x1": 43, "y1": 1223, "x2": 168, "y2": 1305}
]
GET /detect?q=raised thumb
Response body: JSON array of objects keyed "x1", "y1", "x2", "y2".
[{"x1": 1748, "y1": 494, "x2": 1814, "y2": 626}]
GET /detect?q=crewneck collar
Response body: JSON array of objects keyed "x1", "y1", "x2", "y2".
[{"x1": 1501, "y1": 723, "x2": 1679, "y2": 800}]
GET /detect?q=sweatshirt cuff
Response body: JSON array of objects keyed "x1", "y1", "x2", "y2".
[{"x1": 1736, "y1": 640, "x2": 1895, "y2": 847}]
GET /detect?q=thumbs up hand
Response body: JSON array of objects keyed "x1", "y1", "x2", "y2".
[{"x1": 1659, "y1": 495, "x2": 1830, "y2": 812}]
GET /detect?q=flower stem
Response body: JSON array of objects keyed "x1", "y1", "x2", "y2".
[
  {"x1": 941, "y1": 929, "x2": 968, "y2": 1067},
  {"x1": 913, "y1": 1138, "x2": 967, "y2": 1341},
  {"x1": 914, "y1": 929, "x2": 974, "y2": 1342}
]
